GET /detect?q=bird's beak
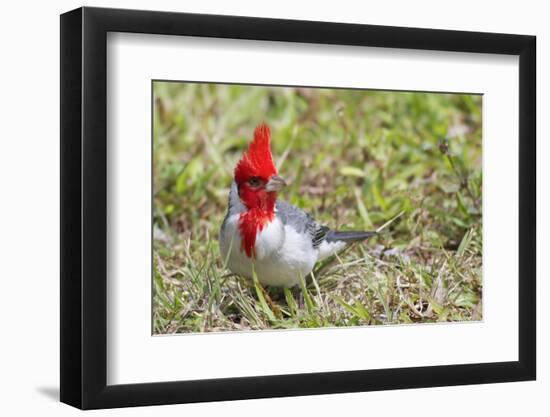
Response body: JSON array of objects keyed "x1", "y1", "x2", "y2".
[{"x1": 265, "y1": 175, "x2": 287, "y2": 192}]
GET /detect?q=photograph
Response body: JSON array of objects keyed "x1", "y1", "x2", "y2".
[
  {"x1": 152, "y1": 81, "x2": 483, "y2": 334},
  {"x1": 55, "y1": 4, "x2": 539, "y2": 410}
]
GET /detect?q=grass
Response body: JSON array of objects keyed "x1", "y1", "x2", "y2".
[{"x1": 152, "y1": 82, "x2": 483, "y2": 334}]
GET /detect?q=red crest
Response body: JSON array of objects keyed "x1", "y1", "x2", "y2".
[{"x1": 234, "y1": 123, "x2": 278, "y2": 184}]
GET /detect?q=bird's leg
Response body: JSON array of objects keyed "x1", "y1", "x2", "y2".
[
  {"x1": 259, "y1": 284, "x2": 281, "y2": 317},
  {"x1": 289, "y1": 284, "x2": 302, "y2": 300},
  {"x1": 267, "y1": 286, "x2": 286, "y2": 302}
]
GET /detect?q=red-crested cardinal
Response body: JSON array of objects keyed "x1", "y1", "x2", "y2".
[{"x1": 220, "y1": 123, "x2": 377, "y2": 287}]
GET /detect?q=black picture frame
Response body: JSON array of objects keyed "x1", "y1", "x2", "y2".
[{"x1": 60, "y1": 6, "x2": 536, "y2": 410}]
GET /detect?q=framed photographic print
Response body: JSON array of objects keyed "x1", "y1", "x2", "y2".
[{"x1": 60, "y1": 6, "x2": 536, "y2": 409}]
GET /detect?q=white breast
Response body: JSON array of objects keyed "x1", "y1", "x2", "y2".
[{"x1": 219, "y1": 214, "x2": 319, "y2": 287}]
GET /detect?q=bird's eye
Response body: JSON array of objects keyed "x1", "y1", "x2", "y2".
[{"x1": 248, "y1": 177, "x2": 262, "y2": 187}]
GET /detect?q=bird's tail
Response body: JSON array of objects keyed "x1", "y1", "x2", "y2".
[{"x1": 325, "y1": 230, "x2": 377, "y2": 243}]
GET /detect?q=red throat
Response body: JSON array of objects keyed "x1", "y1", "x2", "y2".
[
  {"x1": 238, "y1": 208, "x2": 274, "y2": 258},
  {"x1": 234, "y1": 123, "x2": 278, "y2": 258}
]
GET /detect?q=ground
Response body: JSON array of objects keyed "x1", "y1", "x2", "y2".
[{"x1": 152, "y1": 82, "x2": 482, "y2": 333}]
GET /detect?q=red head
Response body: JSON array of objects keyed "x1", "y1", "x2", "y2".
[
  {"x1": 234, "y1": 123, "x2": 286, "y2": 212},
  {"x1": 234, "y1": 123, "x2": 287, "y2": 257}
]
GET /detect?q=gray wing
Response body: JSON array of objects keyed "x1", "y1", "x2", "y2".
[{"x1": 275, "y1": 200, "x2": 329, "y2": 249}]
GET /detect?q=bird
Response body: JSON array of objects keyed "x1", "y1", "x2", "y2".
[{"x1": 219, "y1": 123, "x2": 377, "y2": 288}]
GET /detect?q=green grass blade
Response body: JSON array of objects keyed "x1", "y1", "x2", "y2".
[
  {"x1": 298, "y1": 275, "x2": 315, "y2": 314},
  {"x1": 284, "y1": 288, "x2": 298, "y2": 317},
  {"x1": 252, "y1": 269, "x2": 277, "y2": 322}
]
